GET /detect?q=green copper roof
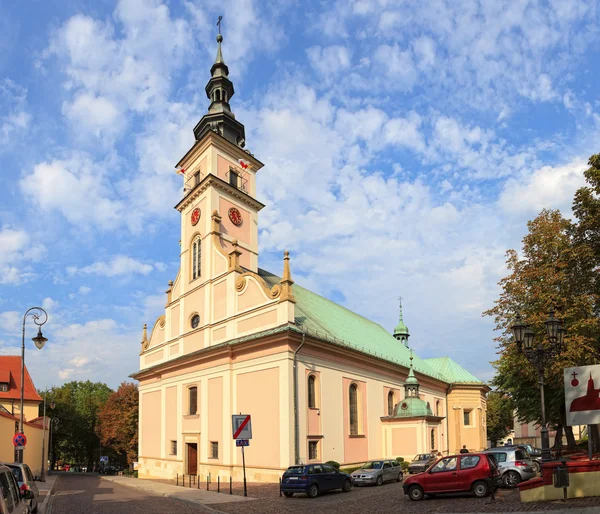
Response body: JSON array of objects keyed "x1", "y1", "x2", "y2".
[
  {"x1": 393, "y1": 397, "x2": 433, "y2": 418},
  {"x1": 258, "y1": 269, "x2": 445, "y2": 382},
  {"x1": 423, "y1": 357, "x2": 483, "y2": 384},
  {"x1": 404, "y1": 365, "x2": 419, "y2": 385},
  {"x1": 393, "y1": 320, "x2": 409, "y2": 336}
]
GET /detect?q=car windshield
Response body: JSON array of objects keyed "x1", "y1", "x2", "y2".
[
  {"x1": 413, "y1": 454, "x2": 430, "y2": 461},
  {"x1": 8, "y1": 467, "x2": 23, "y2": 483},
  {"x1": 361, "y1": 461, "x2": 382, "y2": 469},
  {"x1": 285, "y1": 466, "x2": 306, "y2": 475}
]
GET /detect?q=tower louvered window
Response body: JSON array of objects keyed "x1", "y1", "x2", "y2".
[
  {"x1": 308, "y1": 375, "x2": 316, "y2": 409},
  {"x1": 388, "y1": 390, "x2": 394, "y2": 416},
  {"x1": 192, "y1": 236, "x2": 201, "y2": 280}
]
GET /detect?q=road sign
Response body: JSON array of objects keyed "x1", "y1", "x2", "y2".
[
  {"x1": 236, "y1": 439, "x2": 250, "y2": 447},
  {"x1": 232, "y1": 414, "x2": 252, "y2": 440},
  {"x1": 15, "y1": 446, "x2": 25, "y2": 451},
  {"x1": 12, "y1": 433, "x2": 26, "y2": 447},
  {"x1": 100, "y1": 456, "x2": 109, "y2": 463},
  {"x1": 565, "y1": 364, "x2": 600, "y2": 425}
]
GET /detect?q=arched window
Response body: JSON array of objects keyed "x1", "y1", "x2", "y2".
[
  {"x1": 189, "y1": 386, "x2": 198, "y2": 415},
  {"x1": 349, "y1": 384, "x2": 358, "y2": 435},
  {"x1": 192, "y1": 236, "x2": 201, "y2": 280},
  {"x1": 436, "y1": 400, "x2": 441, "y2": 416},
  {"x1": 431, "y1": 429, "x2": 435, "y2": 451},
  {"x1": 388, "y1": 390, "x2": 395, "y2": 416},
  {"x1": 308, "y1": 375, "x2": 316, "y2": 409}
]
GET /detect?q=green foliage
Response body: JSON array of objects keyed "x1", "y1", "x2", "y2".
[
  {"x1": 395, "y1": 457, "x2": 404, "y2": 462},
  {"x1": 340, "y1": 465, "x2": 362, "y2": 474},
  {"x1": 486, "y1": 392, "x2": 514, "y2": 445},
  {"x1": 325, "y1": 460, "x2": 340, "y2": 470}
]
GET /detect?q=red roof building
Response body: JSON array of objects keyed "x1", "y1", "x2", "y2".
[{"x1": 0, "y1": 356, "x2": 42, "y2": 402}]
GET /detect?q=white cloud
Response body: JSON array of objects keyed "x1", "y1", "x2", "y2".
[
  {"x1": 306, "y1": 45, "x2": 352, "y2": 76},
  {"x1": 0, "y1": 227, "x2": 45, "y2": 285},
  {"x1": 62, "y1": 93, "x2": 124, "y2": 140},
  {"x1": 67, "y1": 255, "x2": 158, "y2": 277},
  {"x1": 0, "y1": 79, "x2": 30, "y2": 148}
]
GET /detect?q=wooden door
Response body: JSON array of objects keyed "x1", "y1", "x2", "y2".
[{"x1": 187, "y1": 443, "x2": 198, "y2": 475}]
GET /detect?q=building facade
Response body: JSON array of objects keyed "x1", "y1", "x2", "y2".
[{"x1": 133, "y1": 33, "x2": 489, "y2": 483}]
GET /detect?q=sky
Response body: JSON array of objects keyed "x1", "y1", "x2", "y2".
[{"x1": 0, "y1": 0, "x2": 599, "y2": 390}]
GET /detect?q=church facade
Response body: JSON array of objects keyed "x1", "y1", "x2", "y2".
[{"x1": 133, "y1": 33, "x2": 489, "y2": 483}]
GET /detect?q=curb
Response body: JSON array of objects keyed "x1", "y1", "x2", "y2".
[
  {"x1": 38, "y1": 475, "x2": 58, "y2": 514},
  {"x1": 99, "y1": 476, "x2": 225, "y2": 513}
]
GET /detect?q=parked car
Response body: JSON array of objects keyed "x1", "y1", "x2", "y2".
[
  {"x1": 0, "y1": 464, "x2": 35, "y2": 514},
  {"x1": 280, "y1": 463, "x2": 353, "y2": 498},
  {"x1": 7, "y1": 463, "x2": 39, "y2": 513},
  {"x1": 350, "y1": 459, "x2": 403, "y2": 486},
  {"x1": 408, "y1": 453, "x2": 438, "y2": 474},
  {"x1": 483, "y1": 448, "x2": 536, "y2": 487},
  {"x1": 403, "y1": 453, "x2": 502, "y2": 501}
]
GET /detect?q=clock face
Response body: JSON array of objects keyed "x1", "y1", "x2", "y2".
[
  {"x1": 191, "y1": 208, "x2": 201, "y2": 226},
  {"x1": 191, "y1": 315, "x2": 200, "y2": 329},
  {"x1": 228, "y1": 207, "x2": 243, "y2": 226}
]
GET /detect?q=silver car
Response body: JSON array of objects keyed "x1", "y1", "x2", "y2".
[
  {"x1": 7, "y1": 463, "x2": 39, "y2": 513},
  {"x1": 0, "y1": 464, "x2": 34, "y2": 514},
  {"x1": 351, "y1": 459, "x2": 403, "y2": 486},
  {"x1": 484, "y1": 448, "x2": 536, "y2": 488},
  {"x1": 407, "y1": 453, "x2": 438, "y2": 474}
]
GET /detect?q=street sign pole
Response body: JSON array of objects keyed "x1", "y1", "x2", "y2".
[{"x1": 241, "y1": 445, "x2": 247, "y2": 497}]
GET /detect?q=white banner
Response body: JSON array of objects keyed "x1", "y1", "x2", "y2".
[{"x1": 564, "y1": 364, "x2": 600, "y2": 426}]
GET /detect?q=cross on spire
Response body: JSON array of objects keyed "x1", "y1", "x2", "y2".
[
  {"x1": 398, "y1": 296, "x2": 404, "y2": 322},
  {"x1": 217, "y1": 15, "x2": 223, "y2": 34}
]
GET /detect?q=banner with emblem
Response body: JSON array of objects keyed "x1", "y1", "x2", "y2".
[{"x1": 564, "y1": 364, "x2": 600, "y2": 426}]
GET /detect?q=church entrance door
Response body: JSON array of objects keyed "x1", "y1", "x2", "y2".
[{"x1": 187, "y1": 443, "x2": 198, "y2": 475}]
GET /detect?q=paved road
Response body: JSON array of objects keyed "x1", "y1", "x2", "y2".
[{"x1": 48, "y1": 473, "x2": 213, "y2": 513}]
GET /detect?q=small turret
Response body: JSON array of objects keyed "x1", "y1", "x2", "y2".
[
  {"x1": 393, "y1": 297, "x2": 410, "y2": 346},
  {"x1": 404, "y1": 351, "x2": 420, "y2": 398}
]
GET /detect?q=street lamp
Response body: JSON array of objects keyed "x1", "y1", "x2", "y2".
[
  {"x1": 48, "y1": 418, "x2": 59, "y2": 474},
  {"x1": 511, "y1": 308, "x2": 565, "y2": 462},
  {"x1": 19, "y1": 307, "x2": 48, "y2": 464}
]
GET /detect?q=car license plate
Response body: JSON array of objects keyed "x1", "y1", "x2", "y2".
[{"x1": 288, "y1": 477, "x2": 298, "y2": 480}]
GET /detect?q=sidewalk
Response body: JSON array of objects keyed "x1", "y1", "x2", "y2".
[
  {"x1": 100, "y1": 475, "x2": 254, "y2": 510},
  {"x1": 37, "y1": 474, "x2": 58, "y2": 514}
]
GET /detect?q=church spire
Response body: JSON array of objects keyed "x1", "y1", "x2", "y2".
[
  {"x1": 193, "y1": 18, "x2": 247, "y2": 148},
  {"x1": 404, "y1": 350, "x2": 420, "y2": 398},
  {"x1": 393, "y1": 296, "x2": 410, "y2": 346}
]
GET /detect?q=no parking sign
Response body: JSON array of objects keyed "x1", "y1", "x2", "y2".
[{"x1": 12, "y1": 432, "x2": 27, "y2": 449}]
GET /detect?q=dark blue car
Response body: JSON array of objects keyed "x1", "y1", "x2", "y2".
[{"x1": 280, "y1": 463, "x2": 353, "y2": 498}]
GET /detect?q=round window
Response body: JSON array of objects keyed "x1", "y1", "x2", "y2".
[{"x1": 191, "y1": 315, "x2": 200, "y2": 329}]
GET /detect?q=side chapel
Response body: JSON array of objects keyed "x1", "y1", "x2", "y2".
[{"x1": 133, "y1": 32, "x2": 489, "y2": 483}]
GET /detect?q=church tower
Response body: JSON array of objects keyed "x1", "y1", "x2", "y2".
[
  {"x1": 393, "y1": 298, "x2": 410, "y2": 346},
  {"x1": 404, "y1": 352, "x2": 420, "y2": 398}
]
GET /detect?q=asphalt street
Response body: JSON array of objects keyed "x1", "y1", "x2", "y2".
[{"x1": 48, "y1": 473, "x2": 213, "y2": 514}]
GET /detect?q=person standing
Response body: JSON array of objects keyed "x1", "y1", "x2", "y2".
[{"x1": 459, "y1": 445, "x2": 469, "y2": 454}]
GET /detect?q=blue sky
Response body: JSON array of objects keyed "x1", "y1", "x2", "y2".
[{"x1": 0, "y1": 0, "x2": 599, "y2": 389}]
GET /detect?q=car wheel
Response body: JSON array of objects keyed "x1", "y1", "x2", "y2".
[
  {"x1": 283, "y1": 492, "x2": 294, "y2": 497},
  {"x1": 397, "y1": 472, "x2": 403, "y2": 483},
  {"x1": 307, "y1": 484, "x2": 319, "y2": 498},
  {"x1": 503, "y1": 471, "x2": 520, "y2": 488},
  {"x1": 472, "y1": 480, "x2": 489, "y2": 498},
  {"x1": 408, "y1": 485, "x2": 424, "y2": 501},
  {"x1": 376, "y1": 475, "x2": 383, "y2": 486},
  {"x1": 342, "y1": 479, "x2": 352, "y2": 493},
  {"x1": 532, "y1": 461, "x2": 541, "y2": 473}
]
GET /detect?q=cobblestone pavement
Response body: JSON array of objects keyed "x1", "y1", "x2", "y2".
[
  {"x1": 208, "y1": 481, "x2": 600, "y2": 514},
  {"x1": 48, "y1": 473, "x2": 214, "y2": 513}
]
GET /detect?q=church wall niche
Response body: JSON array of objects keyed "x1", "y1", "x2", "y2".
[
  {"x1": 183, "y1": 329, "x2": 204, "y2": 354},
  {"x1": 236, "y1": 367, "x2": 280, "y2": 468},
  {"x1": 237, "y1": 277, "x2": 271, "y2": 312},
  {"x1": 169, "y1": 343, "x2": 180, "y2": 356},
  {"x1": 236, "y1": 309, "x2": 277, "y2": 335},
  {"x1": 145, "y1": 349, "x2": 164, "y2": 366},
  {"x1": 170, "y1": 304, "x2": 181, "y2": 340},
  {"x1": 212, "y1": 326, "x2": 227, "y2": 342},
  {"x1": 213, "y1": 281, "x2": 228, "y2": 320},
  {"x1": 165, "y1": 387, "x2": 177, "y2": 458},
  {"x1": 207, "y1": 377, "x2": 224, "y2": 464},
  {"x1": 184, "y1": 286, "x2": 205, "y2": 325},
  {"x1": 141, "y1": 390, "x2": 162, "y2": 458}
]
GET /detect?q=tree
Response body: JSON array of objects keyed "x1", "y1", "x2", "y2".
[
  {"x1": 484, "y1": 209, "x2": 599, "y2": 450},
  {"x1": 487, "y1": 392, "x2": 514, "y2": 446},
  {"x1": 48, "y1": 381, "x2": 113, "y2": 470},
  {"x1": 96, "y1": 382, "x2": 139, "y2": 466}
]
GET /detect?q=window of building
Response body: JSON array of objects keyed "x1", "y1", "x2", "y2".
[
  {"x1": 464, "y1": 410, "x2": 472, "y2": 426},
  {"x1": 210, "y1": 441, "x2": 219, "y2": 459},
  {"x1": 308, "y1": 441, "x2": 318, "y2": 460},
  {"x1": 191, "y1": 315, "x2": 200, "y2": 329},
  {"x1": 192, "y1": 236, "x2": 201, "y2": 280},
  {"x1": 388, "y1": 390, "x2": 394, "y2": 416},
  {"x1": 0, "y1": 383, "x2": 7, "y2": 392},
  {"x1": 170, "y1": 440, "x2": 177, "y2": 455},
  {"x1": 436, "y1": 400, "x2": 441, "y2": 416},
  {"x1": 349, "y1": 383, "x2": 359, "y2": 435},
  {"x1": 194, "y1": 172, "x2": 200, "y2": 186},
  {"x1": 308, "y1": 375, "x2": 316, "y2": 409},
  {"x1": 431, "y1": 429, "x2": 435, "y2": 450},
  {"x1": 188, "y1": 386, "x2": 198, "y2": 415},
  {"x1": 229, "y1": 170, "x2": 238, "y2": 188}
]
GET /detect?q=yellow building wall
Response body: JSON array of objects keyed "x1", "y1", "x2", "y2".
[
  {"x1": 0, "y1": 401, "x2": 39, "y2": 424},
  {"x1": 0, "y1": 415, "x2": 48, "y2": 477},
  {"x1": 447, "y1": 386, "x2": 487, "y2": 454}
]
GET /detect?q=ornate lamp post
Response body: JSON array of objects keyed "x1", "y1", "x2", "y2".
[
  {"x1": 19, "y1": 307, "x2": 48, "y2": 464},
  {"x1": 48, "y1": 418, "x2": 59, "y2": 474},
  {"x1": 511, "y1": 309, "x2": 565, "y2": 462}
]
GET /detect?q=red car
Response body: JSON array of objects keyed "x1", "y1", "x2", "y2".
[{"x1": 402, "y1": 453, "x2": 502, "y2": 501}]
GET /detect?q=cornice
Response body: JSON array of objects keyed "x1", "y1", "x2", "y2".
[{"x1": 175, "y1": 174, "x2": 265, "y2": 213}]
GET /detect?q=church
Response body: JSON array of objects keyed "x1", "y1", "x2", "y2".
[{"x1": 132, "y1": 32, "x2": 489, "y2": 483}]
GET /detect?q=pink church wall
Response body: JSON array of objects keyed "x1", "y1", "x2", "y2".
[
  {"x1": 183, "y1": 330, "x2": 204, "y2": 354},
  {"x1": 342, "y1": 377, "x2": 368, "y2": 464},
  {"x1": 142, "y1": 391, "x2": 162, "y2": 458},
  {"x1": 165, "y1": 387, "x2": 177, "y2": 457},
  {"x1": 219, "y1": 198, "x2": 251, "y2": 243},
  {"x1": 216, "y1": 155, "x2": 233, "y2": 182},
  {"x1": 208, "y1": 377, "x2": 223, "y2": 464},
  {"x1": 236, "y1": 368, "x2": 280, "y2": 468},
  {"x1": 145, "y1": 349, "x2": 164, "y2": 366},
  {"x1": 392, "y1": 428, "x2": 417, "y2": 456},
  {"x1": 213, "y1": 281, "x2": 227, "y2": 320},
  {"x1": 237, "y1": 278, "x2": 267, "y2": 312}
]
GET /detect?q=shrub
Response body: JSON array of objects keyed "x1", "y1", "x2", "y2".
[
  {"x1": 325, "y1": 460, "x2": 340, "y2": 470},
  {"x1": 395, "y1": 457, "x2": 404, "y2": 463},
  {"x1": 340, "y1": 465, "x2": 362, "y2": 474}
]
